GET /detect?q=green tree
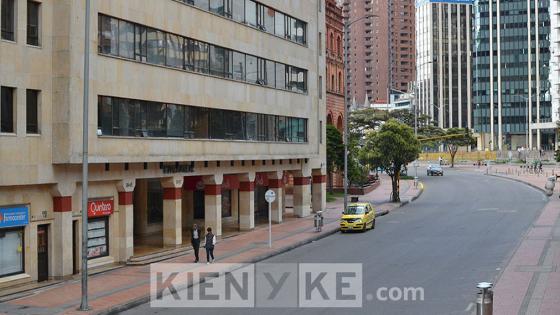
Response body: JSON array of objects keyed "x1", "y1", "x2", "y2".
[
  {"x1": 388, "y1": 109, "x2": 415, "y2": 127},
  {"x1": 349, "y1": 108, "x2": 386, "y2": 136},
  {"x1": 326, "y1": 125, "x2": 344, "y2": 192},
  {"x1": 417, "y1": 125, "x2": 445, "y2": 150},
  {"x1": 442, "y1": 128, "x2": 476, "y2": 167},
  {"x1": 360, "y1": 120, "x2": 420, "y2": 202}
]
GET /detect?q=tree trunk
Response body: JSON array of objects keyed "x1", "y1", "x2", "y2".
[
  {"x1": 391, "y1": 169, "x2": 400, "y2": 202},
  {"x1": 449, "y1": 146, "x2": 458, "y2": 168},
  {"x1": 327, "y1": 172, "x2": 334, "y2": 193}
]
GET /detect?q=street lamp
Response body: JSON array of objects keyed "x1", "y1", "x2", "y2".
[{"x1": 339, "y1": 4, "x2": 378, "y2": 212}]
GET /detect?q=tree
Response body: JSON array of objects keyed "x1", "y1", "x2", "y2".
[
  {"x1": 360, "y1": 120, "x2": 420, "y2": 202},
  {"x1": 442, "y1": 128, "x2": 476, "y2": 167},
  {"x1": 388, "y1": 109, "x2": 415, "y2": 127},
  {"x1": 326, "y1": 125, "x2": 344, "y2": 192},
  {"x1": 349, "y1": 108, "x2": 386, "y2": 136},
  {"x1": 417, "y1": 125, "x2": 445, "y2": 150}
]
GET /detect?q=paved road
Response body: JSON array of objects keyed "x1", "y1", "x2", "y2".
[{"x1": 124, "y1": 168, "x2": 547, "y2": 315}]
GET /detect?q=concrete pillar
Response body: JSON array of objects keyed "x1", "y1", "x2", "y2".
[
  {"x1": 238, "y1": 172, "x2": 256, "y2": 230},
  {"x1": 268, "y1": 171, "x2": 284, "y2": 223},
  {"x1": 50, "y1": 182, "x2": 76, "y2": 279},
  {"x1": 52, "y1": 196, "x2": 74, "y2": 279},
  {"x1": 116, "y1": 179, "x2": 135, "y2": 262},
  {"x1": 162, "y1": 176, "x2": 184, "y2": 246},
  {"x1": 293, "y1": 169, "x2": 312, "y2": 218},
  {"x1": 204, "y1": 174, "x2": 223, "y2": 236},
  {"x1": 312, "y1": 172, "x2": 327, "y2": 213}
]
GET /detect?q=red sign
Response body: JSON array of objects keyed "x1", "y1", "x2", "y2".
[{"x1": 87, "y1": 199, "x2": 114, "y2": 218}]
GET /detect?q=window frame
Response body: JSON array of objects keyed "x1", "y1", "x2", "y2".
[
  {"x1": 1, "y1": 86, "x2": 16, "y2": 134},
  {"x1": 26, "y1": 89, "x2": 40, "y2": 134},
  {"x1": 1, "y1": 0, "x2": 16, "y2": 41}
]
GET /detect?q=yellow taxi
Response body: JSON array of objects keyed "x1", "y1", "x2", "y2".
[{"x1": 340, "y1": 202, "x2": 376, "y2": 232}]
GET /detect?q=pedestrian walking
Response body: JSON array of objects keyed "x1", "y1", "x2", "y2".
[
  {"x1": 191, "y1": 224, "x2": 201, "y2": 263},
  {"x1": 205, "y1": 227, "x2": 216, "y2": 264},
  {"x1": 438, "y1": 156, "x2": 443, "y2": 166}
]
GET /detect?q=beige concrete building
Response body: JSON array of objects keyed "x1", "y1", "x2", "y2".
[{"x1": 0, "y1": 0, "x2": 326, "y2": 288}]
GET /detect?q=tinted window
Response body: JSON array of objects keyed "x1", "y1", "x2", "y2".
[
  {"x1": 166, "y1": 104, "x2": 185, "y2": 137},
  {"x1": 118, "y1": 20, "x2": 135, "y2": 58},
  {"x1": 245, "y1": 0, "x2": 257, "y2": 27},
  {"x1": 232, "y1": 51, "x2": 246, "y2": 81},
  {"x1": 26, "y1": 89, "x2": 39, "y2": 134},
  {"x1": 232, "y1": 0, "x2": 244, "y2": 22},
  {"x1": 265, "y1": 60, "x2": 275, "y2": 88},
  {"x1": 27, "y1": 1, "x2": 40, "y2": 46},
  {"x1": 166, "y1": 34, "x2": 183, "y2": 69},
  {"x1": 1, "y1": 0, "x2": 15, "y2": 41},
  {"x1": 246, "y1": 55, "x2": 258, "y2": 83},
  {"x1": 274, "y1": 11, "x2": 285, "y2": 37},
  {"x1": 146, "y1": 28, "x2": 166, "y2": 65},
  {"x1": 99, "y1": 15, "x2": 118, "y2": 55},
  {"x1": 210, "y1": 0, "x2": 224, "y2": 15},
  {"x1": 275, "y1": 63, "x2": 286, "y2": 90}
]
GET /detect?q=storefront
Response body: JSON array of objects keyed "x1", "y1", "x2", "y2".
[
  {"x1": 87, "y1": 199, "x2": 113, "y2": 259},
  {"x1": 0, "y1": 205, "x2": 29, "y2": 278}
]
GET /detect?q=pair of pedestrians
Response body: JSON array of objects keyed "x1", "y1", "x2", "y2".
[{"x1": 190, "y1": 224, "x2": 217, "y2": 264}]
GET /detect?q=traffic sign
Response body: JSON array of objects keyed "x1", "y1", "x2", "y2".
[{"x1": 265, "y1": 189, "x2": 276, "y2": 203}]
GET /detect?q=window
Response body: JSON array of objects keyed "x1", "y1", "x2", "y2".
[
  {"x1": 166, "y1": 34, "x2": 183, "y2": 69},
  {"x1": 245, "y1": 0, "x2": 257, "y2": 27},
  {"x1": 118, "y1": 20, "x2": 134, "y2": 58},
  {"x1": 1, "y1": 0, "x2": 15, "y2": 41},
  {"x1": 245, "y1": 113, "x2": 257, "y2": 140},
  {"x1": 265, "y1": 60, "x2": 275, "y2": 88},
  {"x1": 26, "y1": 89, "x2": 39, "y2": 134},
  {"x1": 224, "y1": 110, "x2": 245, "y2": 139},
  {"x1": 1, "y1": 86, "x2": 15, "y2": 133},
  {"x1": 209, "y1": 45, "x2": 231, "y2": 77},
  {"x1": 26, "y1": 1, "x2": 40, "y2": 46},
  {"x1": 275, "y1": 63, "x2": 286, "y2": 90},
  {"x1": 246, "y1": 55, "x2": 258, "y2": 83},
  {"x1": 232, "y1": 0, "x2": 244, "y2": 22},
  {"x1": 87, "y1": 217, "x2": 109, "y2": 259},
  {"x1": 274, "y1": 11, "x2": 284, "y2": 37},
  {"x1": 98, "y1": 15, "x2": 118, "y2": 55},
  {"x1": 210, "y1": 0, "x2": 225, "y2": 15},
  {"x1": 0, "y1": 228, "x2": 24, "y2": 277},
  {"x1": 185, "y1": 39, "x2": 209, "y2": 73},
  {"x1": 166, "y1": 104, "x2": 185, "y2": 137},
  {"x1": 146, "y1": 102, "x2": 166, "y2": 137},
  {"x1": 232, "y1": 51, "x2": 245, "y2": 81},
  {"x1": 193, "y1": 0, "x2": 209, "y2": 10},
  {"x1": 134, "y1": 25, "x2": 147, "y2": 62},
  {"x1": 146, "y1": 28, "x2": 165, "y2": 65}
]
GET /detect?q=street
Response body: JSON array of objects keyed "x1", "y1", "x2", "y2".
[{"x1": 125, "y1": 168, "x2": 547, "y2": 315}]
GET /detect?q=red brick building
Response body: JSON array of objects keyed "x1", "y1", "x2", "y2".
[
  {"x1": 326, "y1": 0, "x2": 345, "y2": 189},
  {"x1": 326, "y1": 0, "x2": 344, "y2": 131}
]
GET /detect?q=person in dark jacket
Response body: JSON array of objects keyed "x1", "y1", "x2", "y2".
[
  {"x1": 191, "y1": 224, "x2": 201, "y2": 263},
  {"x1": 205, "y1": 227, "x2": 216, "y2": 264}
]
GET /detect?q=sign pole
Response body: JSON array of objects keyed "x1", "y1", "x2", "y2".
[{"x1": 264, "y1": 189, "x2": 276, "y2": 249}]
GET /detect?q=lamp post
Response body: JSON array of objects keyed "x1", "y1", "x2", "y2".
[
  {"x1": 80, "y1": 0, "x2": 91, "y2": 311},
  {"x1": 339, "y1": 4, "x2": 378, "y2": 212}
]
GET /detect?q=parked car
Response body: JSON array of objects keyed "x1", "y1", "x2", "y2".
[
  {"x1": 340, "y1": 202, "x2": 376, "y2": 232},
  {"x1": 427, "y1": 164, "x2": 443, "y2": 176}
]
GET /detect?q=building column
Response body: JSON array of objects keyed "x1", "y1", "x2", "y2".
[
  {"x1": 268, "y1": 171, "x2": 284, "y2": 223},
  {"x1": 312, "y1": 170, "x2": 327, "y2": 213},
  {"x1": 51, "y1": 182, "x2": 76, "y2": 279},
  {"x1": 204, "y1": 174, "x2": 223, "y2": 236},
  {"x1": 238, "y1": 172, "x2": 256, "y2": 230},
  {"x1": 116, "y1": 179, "x2": 135, "y2": 262},
  {"x1": 292, "y1": 169, "x2": 312, "y2": 218},
  {"x1": 162, "y1": 176, "x2": 184, "y2": 246}
]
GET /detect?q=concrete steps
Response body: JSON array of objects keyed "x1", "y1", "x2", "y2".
[{"x1": 127, "y1": 246, "x2": 193, "y2": 265}]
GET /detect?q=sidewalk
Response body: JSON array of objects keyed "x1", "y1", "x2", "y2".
[
  {"x1": 464, "y1": 164, "x2": 560, "y2": 315},
  {"x1": 0, "y1": 175, "x2": 422, "y2": 315}
]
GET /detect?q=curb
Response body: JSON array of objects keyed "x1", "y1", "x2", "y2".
[
  {"x1": 485, "y1": 173, "x2": 548, "y2": 195},
  {"x1": 91, "y1": 187, "x2": 425, "y2": 315}
]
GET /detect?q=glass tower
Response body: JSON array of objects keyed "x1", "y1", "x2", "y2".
[{"x1": 472, "y1": 0, "x2": 552, "y2": 150}]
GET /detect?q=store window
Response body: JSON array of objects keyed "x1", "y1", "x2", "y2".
[
  {"x1": 87, "y1": 217, "x2": 108, "y2": 259},
  {"x1": 0, "y1": 228, "x2": 24, "y2": 277}
]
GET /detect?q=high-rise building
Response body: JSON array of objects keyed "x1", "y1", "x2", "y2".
[
  {"x1": 416, "y1": 0, "x2": 473, "y2": 129},
  {"x1": 550, "y1": 0, "x2": 560, "y2": 150},
  {"x1": 343, "y1": 0, "x2": 415, "y2": 107},
  {"x1": 472, "y1": 0, "x2": 553, "y2": 150},
  {"x1": 0, "y1": 0, "x2": 325, "y2": 286}
]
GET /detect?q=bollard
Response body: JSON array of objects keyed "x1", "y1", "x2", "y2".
[
  {"x1": 476, "y1": 282, "x2": 493, "y2": 315},
  {"x1": 313, "y1": 211, "x2": 324, "y2": 232}
]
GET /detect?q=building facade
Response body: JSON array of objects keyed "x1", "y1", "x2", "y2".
[
  {"x1": 343, "y1": 0, "x2": 415, "y2": 107},
  {"x1": 416, "y1": 0, "x2": 472, "y2": 129},
  {"x1": 0, "y1": 0, "x2": 325, "y2": 287},
  {"x1": 326, "y1": 0, "x2": 344, "y2": 131},
  {"x1": 472, "y1": 0, "x2": 553, "y2": 150},
  {"x1": 550, "y1": 0, "x2": 560, "y2": 145}
]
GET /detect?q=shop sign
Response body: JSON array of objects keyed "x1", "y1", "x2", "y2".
[
  {"x1": 0, "y1": 206, "x2": 29, "y2": 228},
  {"x1": 87, "y1": 199, "x2": 114, "y2": 218},
  {"x1": 162, "y1": 164, "x2": 195, "y2": 175}
]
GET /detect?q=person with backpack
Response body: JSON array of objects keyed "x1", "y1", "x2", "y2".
[{"x1": 205, "y1": 227, "x2": 216, "y2": 264}]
